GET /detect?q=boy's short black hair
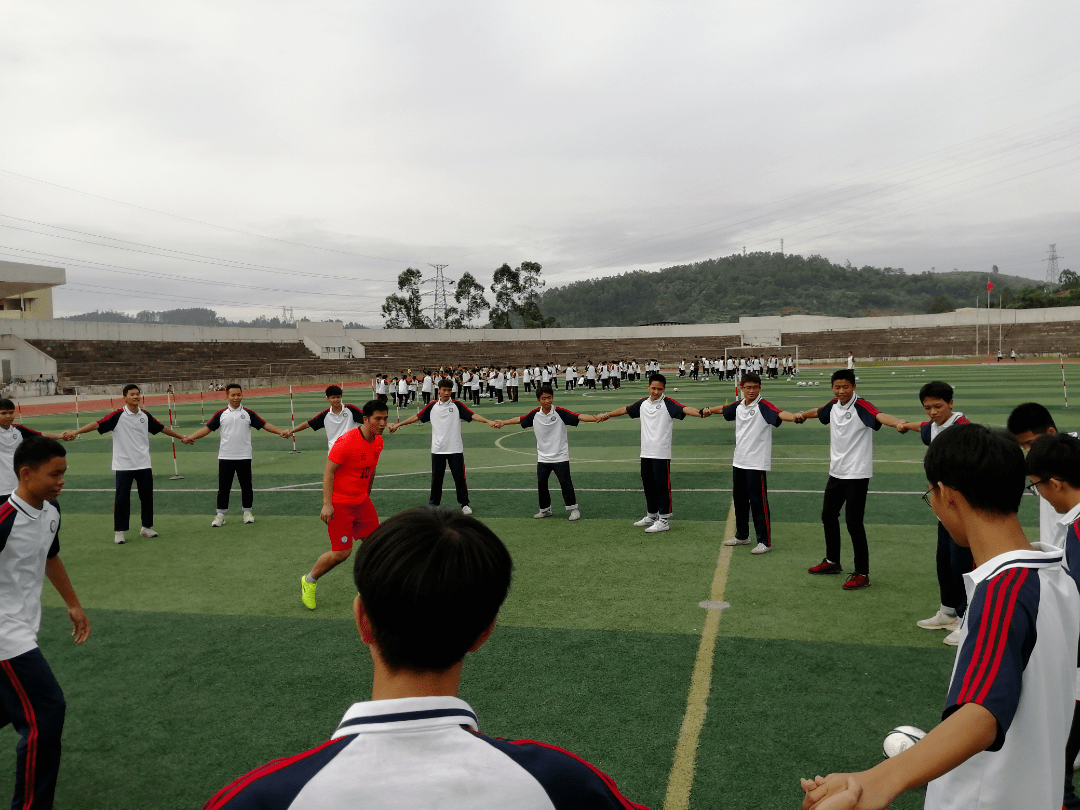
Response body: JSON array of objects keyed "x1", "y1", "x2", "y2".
[
  {"x1": 437, "y1": 378, "x2": 454, "y2": 390},
  {"x1": 831, "y1": 369, "x2": 856, "y2": 385},
  {"x1": 0, "y1": 398, "x2": 14, "y2": 411},
  {"x1": 919, "y1": 381, "x2": 954, "y2": 403},
  {"x1": 1026, "y1": 432, "x2": 1080, "y2": 488},
  {"x1": 924, "y1": 423, "x2": 1024, "y2": 514},
  {"x1": 536, "y1": 384, "x2": 554, "y2": 400},
  {"x1": 122, "y1": 383, "x2": 141, "y2": 396},
  {"x1": 13, "y1": 436, "x2": 67, "y2": 477},
  {"x1": 1007, "y1": 402, "x2": 1056, "y2": 435},
  {"x1": 362, "y1": 399, "x2": 388, "y2": 418},
  {"x1": 649, "y1": 373, "x2": 667, "y2": 387},
  {"x1": 225, "y1": 383, "x2": 242, "y2": 394},
  {"x1": 325, "y1": 385, "x2": 343, "y2": 398},
  {"x1": 353, "y1": 507, "x2": 513, "y2": 671},
  {"x1": 741, "y1": 372, "x2": 762, "y2": 386}
]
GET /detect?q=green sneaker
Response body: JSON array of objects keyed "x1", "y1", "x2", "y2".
[{"x1": 300, "y1": 576, "x2": 317, "y2": 610}]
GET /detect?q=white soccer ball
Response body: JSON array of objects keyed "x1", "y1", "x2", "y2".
[
  {"x1": 674, "y1": 387, "x2": 678, "y2": 392},
  {"x1": 883, "y1": 726, "x2": 926, "y2": 758},
  {"x1": 891, "y1": 371, "x2": 895, "y2": 375}
]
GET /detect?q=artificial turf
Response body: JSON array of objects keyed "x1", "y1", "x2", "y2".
[{"x1": 1, "y1": 362, "x2": 1073, "y2": 808}]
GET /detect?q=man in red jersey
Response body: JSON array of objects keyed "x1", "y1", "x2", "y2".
[{"x1": 300, "y1": 400, "x2": 389, "y2": 610}]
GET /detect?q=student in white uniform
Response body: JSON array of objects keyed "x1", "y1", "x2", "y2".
[
  {"x1": 802, "y1": 425, "x2": 1080, "y2": 810},
  {"x1": 185, "y1": 384, "x2": 286, "y2": 526},
  {"x1": 794, "y1": 370, "x2": 905, "y2": 591},
  {"x1": 0, "y1": 437, "x2": 91, "y2": 810},
  {"x1": 63, "y1": 384, "x2": 190, "y2": 544},
  {"x1": 283, "y1": 385, "x2": 366, "y2": 452},
  {"x1": 391, "y1": 379, "x2": 495, "y2": 514},
  {"x1": 598, "y1": 374, "x2": 703, "y2": 534},
  {"x1": 701, "y1": 373, "x2": 803, "y2": 555},
  {"x1": 0, "y1": 399, "x2": 69, "y2": 498},
  {"x1": 494, "y1": 384, "x2": 603, "y2": 521}
]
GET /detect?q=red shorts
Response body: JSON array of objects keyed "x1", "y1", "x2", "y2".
[{"x1": 327, "y1": 499, "x2": 379, "y2": 551}]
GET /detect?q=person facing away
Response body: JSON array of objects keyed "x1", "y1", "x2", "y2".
[{"x1": 203, "y1": 506, "x2": 647, "y2": 810}]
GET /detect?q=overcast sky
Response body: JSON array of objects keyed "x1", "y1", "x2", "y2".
[{"x1": 2, "y1": 2, "x2": 1078, "y2": 325}]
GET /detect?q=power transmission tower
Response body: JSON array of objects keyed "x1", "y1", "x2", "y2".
[
  {"x1": 425, "y1": 264, "x2": 452, "y2": 328},
  {"x1": 1046, "y1": 244, "x2": 1061, "y2": 286}
]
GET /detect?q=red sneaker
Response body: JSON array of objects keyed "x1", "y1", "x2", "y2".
[
  {"x1": 842, "y1": 573, "x2": 871, "y2": 590},
  {"x1": 808, "y1": 559, "x2": 843, "y2": 575}
]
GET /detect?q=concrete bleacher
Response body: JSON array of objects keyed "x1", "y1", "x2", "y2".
[{"x1": 26, "y1": 339, "x2": 367, "y2": 394}]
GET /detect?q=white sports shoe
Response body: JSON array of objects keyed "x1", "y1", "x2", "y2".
[
  {"x1": 243, "y1": 511, "x2": 255, "y2": 524},
  {"x1": 114, "y1": 531, "x2": 126, "y2": 545},
  {"x1": 916, "y1": 610, "x2": 958, "y2": 630},
  {"x1": 723, "y1": 537, "x2": 751, "y2": 546},
  {"x1": 140, "y1": 527, "x2": 158, "y2": 538},
  {"x1": 943, "y1": 629, "x2": 961, "y2": 647},
  {"x1": 211, "y1": 514, "x2": 225, "y2": 528},
  {"x1": 633, "y1": 515, "x2": 657, "y2": 528},
  {"x1": 644, "y1": 519, "x2": 669, "y2": 533},
  {"x1": 751, "y1": 543, "x2": 771, "y2": 555},
  {"x1": 568, "y1": 509, "x2": 581, "y2": 521},
  {"x1": 461, "y1": 505, "x2": 473, "y2": 516},
  {"x1": 533, "y1": 509, "x2": 553, "y2": 519}
]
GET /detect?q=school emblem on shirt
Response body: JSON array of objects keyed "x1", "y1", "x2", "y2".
[
  {"x1": 139, "y1": 416, "x2": 145, "y2": 424},
  {"x1": 50, "y1": 520, "x2": 57, "y2": 533}
]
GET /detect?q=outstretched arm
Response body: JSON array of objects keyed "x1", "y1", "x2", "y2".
[
  {"x1": 471, "y1": 413, "x2": 494, "y2": 426},
  {"x1": 874, "y1": 412, "x2": 904, "y2": 429},
  {"x1": 390, "y1": 412, "x2": 422, "y2": 433},
  {"x1": 796, "y1": 407, "x2": 822, "y2": 422},
  {"x1": 186, "y1": 426, "x2": 213, "y2": 442},
  {"x1": 492, "y1": 416, "x2": 522, "y2": 429},
  {"x1": 61, "y1": 420, "x2": 101, "y2": 441},
  {"x1": 577, "y1": 413, "x2": 601, "y2": 423},
  {"x1": 777, "y1": 409, "x2": 804, "y2": 423},
  {"x1": 260, "y1": 421, "x2": 286, "y2": 437},
  {"x1": 895, "y1": 419, "x2": 923, "y2": 434},
  {"x1": 281, "y1": 420, "x2": 311, "y2": 440},
  {"x1": 800, "y1": 702, "x2": 997, "y2": 810},
  {"x1": 597, "y1": 406, "x2": 629, "y2": 422},
  {"x1": 45, "y1": 557, "x2": 90, "y2": 644},
  {"x1": 681, "y1": 405, "x2": 703, "y2": 418},
  {"x1": 161, "y1": 425, "x2": 193, "y2": 444}
]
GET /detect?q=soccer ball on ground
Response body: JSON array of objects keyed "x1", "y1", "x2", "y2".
[
  {"x1": 674, "y1": 388, "x2": 678, "y2": 392},
  {"x1": 883, "y1": 726, "x2": 925, "y2": 758}
]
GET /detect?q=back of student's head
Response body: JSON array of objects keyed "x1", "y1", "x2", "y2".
[
  {"x1": 1026, "y1": 432, "x2": 1080, "y2": 488},
  {"x1": 919, "y1": 381, "x2": 953, "y2": 403},
  {"x1": 354, "y1": 507, "x2": 513, "y2": 671},
  {"x1": 325, "y1": 385, "x2": 343, "y2": 398},
  {"x1": 1007, "y1": 402, "x2": 1056, "y2": 435},
  {"x1": 741, "y1": 372, "x2": 761, "y2": 386},
  {"x1": 535, "y1": 384, "x2": 554, "y2": 400},
  {"x1": 924, "y1": 423, "x2": 1024, "y2": 514},
  {"x1": 830, "y1": 369, "x2": 856, "y2": 385},
  {"x1": 362, "y1": 399, "x2": 388, "y2": 418},
  {"x1": 13, "y1": 436, "x2": 66, "y2": 478}
]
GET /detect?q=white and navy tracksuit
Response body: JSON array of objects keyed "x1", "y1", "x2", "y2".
[
  {"x1": 925, "y1": 545, "x2": 1079, "y2": 810},
  {"x1": 418, "y1": 399, "x2": 475, "y2": 508},
  {"x1": 519, "y1": 406, "x2": 581, "y2": 512},
  {"x1": 201, "y1": 696, "x2": 645, "y2": 809},
  {"x1": 96, "y1": 406, "x2": 167, "y2": 532},
  {"x1": 205, "y1": 406, "x2": 268, "y2": 513},
  {"x1": 0, "y1": 494, "x2": 65, "y2": 810},
  {"x1": 626, "y1": 396, "x2": 686, "y2": 518},
  {"x1": 721, "y1": 397, "x2": 783, "y2": 548}
]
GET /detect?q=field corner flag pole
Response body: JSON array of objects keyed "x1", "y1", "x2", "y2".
[
  {"x1": 1063, "y1": 355, "x2": 1069, "y2": 408},
  {"x1": 74, "y1": 391, "x2": 81, "y2": 439},
  {"x1": 167, "y1": 392, "x2": 184, "y2": 480},
  {"x1": 289, "y1": 384, "x2": 300, "y2": 454}
]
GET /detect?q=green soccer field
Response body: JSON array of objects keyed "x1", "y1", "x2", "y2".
[{"x1": 3, "y1": 362, "x2": 1069, "y2": 809}]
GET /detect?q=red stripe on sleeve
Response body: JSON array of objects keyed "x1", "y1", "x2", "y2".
[
  {"x1": 854, "y1": 398, "x2": 880, "y2": 416},
  {"x1": 202, "y1": 737, "x2": 347, "y2": 810},
  {"x1": 973, "y1": 568, "x2": 1028, "y2": 705},
  {"x1": 507, "y1": 739, "x2": 650, "y2": 810},
  {"x1": 760, "y1": 399, "x2": 782, "y2": 414},
  {"x1": 957, "y1": 572, "x2": 1007, "y2": 703}
]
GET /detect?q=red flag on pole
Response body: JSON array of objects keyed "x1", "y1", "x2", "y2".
[{"x1": 987, "y1": 280, "x2": 994, "y2": 292}]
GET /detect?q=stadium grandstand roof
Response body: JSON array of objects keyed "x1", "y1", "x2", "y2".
[{"x1": 0, "y1": 259, "x2": 66, "y2": 297}]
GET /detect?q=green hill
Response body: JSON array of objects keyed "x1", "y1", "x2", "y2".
[{"x1": 540, "y1": 252, "x2": 1034, "y2": 327}]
